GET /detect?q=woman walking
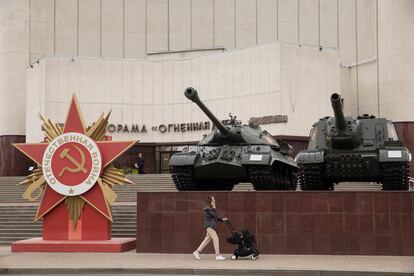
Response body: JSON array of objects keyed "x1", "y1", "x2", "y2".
[{"x1": 193, "y1": 195, "x2": 227, "y2": 260}]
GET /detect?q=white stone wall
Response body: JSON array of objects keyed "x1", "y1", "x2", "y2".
[
  {"x1": 0, "y1": 0, "x2": 29, "y2": 135},
  {"x1": 1, "y1": 0, "x2": 414, "y2": 137},
  {"x1": 23, "y1": 0, "x2": 342, "y2": 57},
  {"x1": 26, "y1": 43, "x2": 339, "y2": 143},
  {"x1": 377, "y1": 0, "x2": 414, "y2": 121}
]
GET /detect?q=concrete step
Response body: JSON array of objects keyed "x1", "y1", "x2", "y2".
[
  {"x1": 0, "y1": 229, "x2": 43, "y2": 233},
  {"x1": 0, "y1": 221, "x2": 41, "y2": 225},
  {"x1": 0, "y1": 234, "x2": 42, "y2": 240},
  {"x1": 0, "y1": 215, "x2": 37, "y2": 218},
  {"x1": 0, "y1": 209, "x2": 38, "y2": 211},
  {"x1": 110, "y1": 229, "x2": 136, "y2": 233},
  {"x1": 0, "y1": 217, "x2": 38, "y2": 220}
]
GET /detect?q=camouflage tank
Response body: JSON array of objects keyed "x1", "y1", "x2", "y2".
[
  {"x1": 296, "y1": 93, "x2": 411, "y2": 190},
  {"x1": 169, "y1": 87, "x2": 297, "y2": 191}
]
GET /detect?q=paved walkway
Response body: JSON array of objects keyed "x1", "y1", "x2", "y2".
[{"x1": 0, "y1": 246, "x2": 414, "y2": 275}]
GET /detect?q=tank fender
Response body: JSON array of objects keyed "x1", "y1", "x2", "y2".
[
  {"x1": 378, "y1": 149, "x2": 411, "y2": 163},
  {"x1": 271, "y1": 156, "x2": 298, "y2": 168},
  {"x1": 295, "y1": 150, "x2": 325, "y2": 164},
  {"x1": 169, "y1": 153, "x2": 199, "y2": 166}
]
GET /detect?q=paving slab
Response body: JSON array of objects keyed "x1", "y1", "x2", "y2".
[{"x1": 0, "y1": 246, "x2": 413, "y2": 275}]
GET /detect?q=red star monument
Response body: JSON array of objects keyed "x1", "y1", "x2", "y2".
[{"x1": 12, "y1": 95, "x2": 138, "y2": 252}]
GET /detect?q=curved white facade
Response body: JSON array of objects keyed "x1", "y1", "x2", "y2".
[
  {"x1": 26, "y1": 43, "x2": 339, "y2": 142},
  {"x1": 1, "y1": 0, "x2": 414, "y2": 137}
]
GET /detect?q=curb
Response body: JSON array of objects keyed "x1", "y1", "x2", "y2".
[{"x1": 0, "y1": 268, "x2": 413, "y2": 275}]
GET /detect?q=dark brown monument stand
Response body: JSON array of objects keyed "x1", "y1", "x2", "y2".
[{"x1": 136, "y1": 192, "x2": 414, "y2": 255}]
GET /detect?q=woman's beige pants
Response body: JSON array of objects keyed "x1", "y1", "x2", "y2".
[{"x1": 196, "y1": 227, "x2": 220, "y2": 254}]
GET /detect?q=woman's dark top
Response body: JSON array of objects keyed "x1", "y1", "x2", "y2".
[{"x1": 203, "y1": 207, "x2": 223, "y2": 230}]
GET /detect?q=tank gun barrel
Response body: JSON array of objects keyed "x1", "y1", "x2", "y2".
[
  {"x1": 330, "y1": 93, "x2": 346, "y2": 131},
  {"x1": 184, "y1": 87, "x2": 230, "y2": 136}
]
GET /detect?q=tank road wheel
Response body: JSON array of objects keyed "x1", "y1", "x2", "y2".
[
  {"x1": 170, "y1": 166, "x2": 198, "y2": 191},
  {"x1": 273, "y1": 166, "x2": 284, "y2": 189},
  {"x1": 280, "y1": 167, "x2": 297, "y2": 190},
  {"x1": 298, "y1": 163, "x2": 333, "y2": 191},
  {"x1": 275, "y1": 166, "x2": 288, "y2": 189},
  {"x1": 381, "y1": 162, "x2": 410, "y2": 190},
  {"x1": 249, "y1": 165, "x2": 295, "y2": 190},
  {"x1": 274, "y1": 165, "x2": 297, "y2": 190},
  {"x1": 248, "y1": 166, "x2": 278, "y2": 190},
  {"x1": 288, "y1": 169, "x2": 298, "y2": 190}
]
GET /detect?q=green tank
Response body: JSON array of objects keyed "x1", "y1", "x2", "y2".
[
  {"x1": 296, "y1": 93, "x2": 411, "y2": 190},
  {"x1": 169, "y1": 87, "x2": 297, "y2": 191}
]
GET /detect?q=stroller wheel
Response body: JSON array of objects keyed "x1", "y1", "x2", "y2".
[
  {"x1": 231, "y1": 255, "x2": 238, "y2": 260},
  {"x1": 251, "y1": 254, "x2": 259, "y2": 260}
]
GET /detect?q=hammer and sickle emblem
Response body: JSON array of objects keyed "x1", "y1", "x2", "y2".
[{"x1": 58, "y1": 145, "x2": 87, "y2": 176}]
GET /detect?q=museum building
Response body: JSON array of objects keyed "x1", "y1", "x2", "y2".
[{"x1": 1, "y1": 0, "x2": 413, "y2": 175}]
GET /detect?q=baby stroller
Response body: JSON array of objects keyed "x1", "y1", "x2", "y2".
[{"x1": 225, "y1": 220, "x2": 259, "y2": 260}]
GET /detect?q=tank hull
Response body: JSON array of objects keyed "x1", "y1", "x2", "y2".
[
  {"x1": 194, "y1": 162, "x2": 248, "y2": 180},
  {"x1": 297, "y1": 147, "x2": 411, "y2": 190},
  {"x1": 170, "y1": 145, "x2": 297, "y2": 191}
]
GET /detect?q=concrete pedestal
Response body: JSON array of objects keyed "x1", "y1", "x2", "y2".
[{"x1": 12, "y1": 237, "x2": 136, "y2": 252}]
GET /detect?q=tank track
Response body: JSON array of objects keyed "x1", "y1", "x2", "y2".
[
  {"x1": 248, "y1": 164, "x2": 296, "y2": 190},
  {"x1": 170, "y1": 166, "x2": 198, "y2": 191},
  {"x1": 170, "y1": 166, "x2": 235, "y2": 191},
  {"x1": 298, "y1": 163, "x2": 334, "y2": 191},
  {"x1": 381, "y1": 162, "x2": 410, "y2": 190}
]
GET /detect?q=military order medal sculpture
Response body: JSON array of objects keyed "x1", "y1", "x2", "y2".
[
  {"x1": 12, "y1": 95, "x2": 138, "y2": 252},
  {"x1": 42, "y1": 132, "x2": 102, "y2": 196}
]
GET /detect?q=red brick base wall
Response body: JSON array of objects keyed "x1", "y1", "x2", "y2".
[
  {"x1": 136, "y1": 191, "x2": 414, "y2": 255},
  {"x1": 0, "y1": 135, "x2": 35, "y2": 176}
]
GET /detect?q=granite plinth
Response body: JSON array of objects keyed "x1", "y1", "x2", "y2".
[{"x1": 136, "y1": 191, "x2": 414, "y2": 255}]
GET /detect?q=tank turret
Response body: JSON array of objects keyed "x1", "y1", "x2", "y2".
[
  {"x1": 184, "y1": 87, "x2": 230, "y2": 136},
  {"x1": 185, "y1": 87, "x2": 230, "y2": 136},
  {"x1": 185, "y1": 87, "x2": 244, "y2": 143}
]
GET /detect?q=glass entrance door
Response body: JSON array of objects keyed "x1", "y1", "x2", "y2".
[{"x1": 160, "y1": 152, "x2": 171, "y2": 173}]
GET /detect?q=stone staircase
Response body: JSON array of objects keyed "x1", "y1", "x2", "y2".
[
  {"x1": 0, "y1": 175, "x2": 257, "y2": 203},
  {"x1": 0, "y1": 174, "x2": 382, "y2": 245},
  {"x1": 0, "y1": 175, "x2": 381, "y2": 203},
  {"x1": 0, "y1": 204, "x2": 136, "y2": 246},
  {"x1": 334, "y1": 182, "x2": 382, "y2": 191}
]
